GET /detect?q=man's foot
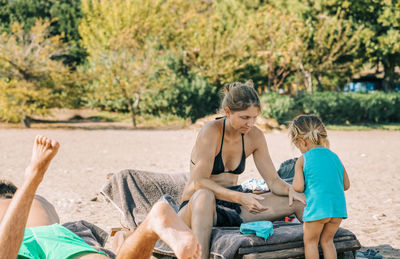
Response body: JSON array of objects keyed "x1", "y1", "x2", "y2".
[
  {"x1": 25, "y1": 136, "x2": 60, "y2": 182},
  {"x1": 149, "y1": 201, "x2": 201, "y2": 259}
]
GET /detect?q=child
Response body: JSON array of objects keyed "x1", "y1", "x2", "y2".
[{"x1": 289, "y1": 115, "x2": 350, "y2": 259}]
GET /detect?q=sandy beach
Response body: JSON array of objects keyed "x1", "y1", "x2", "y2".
[{"x1": 1, "y1": 128, "x2": 399, "y2": 258}]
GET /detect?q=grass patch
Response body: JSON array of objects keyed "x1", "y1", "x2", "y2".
[{"x1": 326, "y1": 123, "x2": 400, "y2": 131}]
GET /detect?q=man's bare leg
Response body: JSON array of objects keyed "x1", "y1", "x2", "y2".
[
  {"x1": 0, "y1": 136, "x2": 59, "y2": 259},
  {"x1": 240, "y1": 192, "x2": 305, "y2": 222},
  {"x1": 117, "y1": 201, "x2": 201, "y2": 259}
]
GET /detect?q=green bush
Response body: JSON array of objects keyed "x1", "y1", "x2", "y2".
[
  {"x1": 141, "y1": 75, "x2": 220, "y2": 122},
  {"x1": 260, "y1": 93, "x2": 297, "y2": 123},
  {"x1": 261, "y1": 92, "x2": 400, "y2": 124},
  {"x1": 140, "y1": 53, "x2": 220, "y2": 122}
]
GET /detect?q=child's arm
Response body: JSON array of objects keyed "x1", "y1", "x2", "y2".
[
  {"x1": 343, "y1": 165, "x2": 350, "y2": 191},
  {"x1": 292, "y1": 156, "x2": 305, "y2": 193}
]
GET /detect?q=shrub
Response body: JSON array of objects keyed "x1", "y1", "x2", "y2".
[
  {"x1": 261, "y1": 92, "x2": 400, "y2": 124},
  {"x1": 141, "y1": 74, "x2": 220, "y2": 122},
  {"x1": 260, "y1": 93, "x2": 297, "y2": 124}
]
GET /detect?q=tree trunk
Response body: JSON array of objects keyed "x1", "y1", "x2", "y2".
[
  {"x1": 299, "y1": 61, "x2": 312, "y2": 93},
  {"x1": 21, "y1": 116, "x2": 31, "y2": 128},
  {"x1": 315, "y1": 74, "x2": 323, "y2": 91},
  {"x1": 126, "y1": 98, "x2": 136, "y2": 127},
  {"x1": 383, "y1": 61, "x2": 395, "y2": 92},
  {"x1": 127, "y1": 93, "x2": 140, "y2": 128}
]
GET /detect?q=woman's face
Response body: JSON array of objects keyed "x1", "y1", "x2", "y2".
[{"x1": 226, "y1": 105, "x2": 260, "y2": 134}]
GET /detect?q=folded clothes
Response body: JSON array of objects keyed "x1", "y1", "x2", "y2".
[
  {"x1": 241, "y1": 178, "x2": 269, "y2": 193},
  {"x1": 240, "y1": 221, "x2": 274, "y2": 241}
]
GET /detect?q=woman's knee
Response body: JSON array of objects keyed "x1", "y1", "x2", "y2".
[
  {"x1": 191, "y1": 189, "x2": 215, "y2": 205},
  {"x1": 190, "y1": 189, "x2": 216, "y2": 209}
]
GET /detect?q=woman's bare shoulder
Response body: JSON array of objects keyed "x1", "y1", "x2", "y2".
[
  {"x1": 247, "y1": 125, "x2": 265, "y2": 139},
  {"x1": 198, "y1": 119, "x2": 222, "y2": 139}
]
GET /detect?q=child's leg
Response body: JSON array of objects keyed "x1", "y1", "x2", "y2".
[
  {"x1": 303, "y1": 219, "x2": 329, "y2": 259},
  {"x1": 319, "y1": 217, "x2": 342, "y2": 259}
]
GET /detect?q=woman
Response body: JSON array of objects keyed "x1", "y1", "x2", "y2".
[{"x1": 178, "y1": 81, "x2": 306, "y2": 259}]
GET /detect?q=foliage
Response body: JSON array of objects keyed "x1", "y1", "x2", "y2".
[
  {"x1": 181, "y1": 0, "x2": 256, "y2": 87},
  {"x1": 248, "y1": 6, "x2": 304, "y2": 91},
  {"x1": 303, "y1": 0, "x2": 400, "y2": 91},
  {"x1": 0, "y1": 0, "x2": 86, "y2": 66},
  {"x1": 261, "y1": 92, "x2": 400, "y2": 124},
  {"x1": 0, "y1": 20, "x2": 82, "y2": 125},
  {"x1": 298, "y1": 10, "x2": 363, "y2": 92},
  {"x1": 260, "y1": 93, "x2": 297, "y2": 124},
  {"x1": 79, "y1": 0, "x2": 182, "y2": 126},
  {"x1": 141, "y1": 53, "x2": 220, "y2": 122}
]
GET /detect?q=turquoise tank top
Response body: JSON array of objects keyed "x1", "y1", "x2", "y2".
[{"x1": 302, "y1": 147, "x2": 347, "y2": 222}]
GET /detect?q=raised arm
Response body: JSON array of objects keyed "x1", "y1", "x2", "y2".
[
  {"x1": 0, "y1": 136, "x2": 59, "y2": 259},
  {"x1": 292, "y1": 156, "x2": 305, "y2": 193}
]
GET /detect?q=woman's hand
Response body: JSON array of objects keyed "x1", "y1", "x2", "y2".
[
  {"x1": 238, "y1": 193, "x2": 268, "y2": 214},
  {"x1": 288, "y1": 187, "x2": 306, "y2": 206}
]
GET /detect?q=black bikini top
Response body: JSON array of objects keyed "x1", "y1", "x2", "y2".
[{"x1": 211, "y1": 117, "x2": 246, "y2": 175}]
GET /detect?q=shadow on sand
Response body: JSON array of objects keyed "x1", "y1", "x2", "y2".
[{"x1": 0, "y1": 116, "x2": 187, "y2": 131}]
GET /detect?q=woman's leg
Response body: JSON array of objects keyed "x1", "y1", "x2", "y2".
[
  {"x1": 303, "y1": 219, "x2": 328, "y2": 259},
  {"x1": 240, "y1": 192, "x2": 305, "y2": 222},
  {"x1": 319, "y1": 217, "x2": 342, "y2": 259},
  {"x1": 178, "y1": 189, "x2": 217, "y2": 259}
]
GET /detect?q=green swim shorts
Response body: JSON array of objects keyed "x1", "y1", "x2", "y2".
[{"x1": 18, "y1": 224, "x2": 107, "y2": 259}]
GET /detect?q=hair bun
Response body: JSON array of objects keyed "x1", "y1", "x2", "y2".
[
  {"x1": 244, "y1": 80, "x2": 254, "y2": 88},
  {"x1": 224, "y1": 80, "x2": 254, "y2": 94}
]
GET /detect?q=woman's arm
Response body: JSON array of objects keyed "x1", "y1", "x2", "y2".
[
  {"x1": 343, "y1": 165, "x2": 350, "y2": 191},
  {"x1": 292, "y1": 157, "x2": 305, "y2": 192},
  {"x1": 252, "y1": 129, "x2": 306, "y2": 205},
  {"x1": 252, "y1": 129, "x2": 290, "y2": 195}
]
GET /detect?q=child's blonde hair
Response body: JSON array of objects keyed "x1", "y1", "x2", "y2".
[{"x1": 288, "y1": 115, "x2": 330, "y2": 147}]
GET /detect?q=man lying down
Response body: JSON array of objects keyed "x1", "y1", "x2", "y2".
[{"x1": 0, "y1": 135, "x2": 200, "y2": 259}]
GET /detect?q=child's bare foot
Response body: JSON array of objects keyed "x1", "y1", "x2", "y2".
[
  {"x1": 25, "y1": 136, "x2": 60, "y2": 182},
  {"x1": 149, "y1": 202, "x2": 201, "y2": 259}
]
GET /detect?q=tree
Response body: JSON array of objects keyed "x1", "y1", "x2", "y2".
[
  {"x1": 181, "y1": 0, "x2": 254, "y2": 87},
  {"x1": 302, "y1": 0, "x2": 400, "y2": 91},
  {"x1": 0, "y1": 20, "x2": 79, "y2": 127},
  {"x1": 247, "y1": 6, "x2": 305, "y2": 91},
  {"x1": 297, "y1": 10, "x2": 363, "y2": 92},
  {"x1": 79, "y1": 0, "x2": 188, "y2": 127},
  {"x1": 0, "y1": 0, "x2": 86, "y2": 66}
]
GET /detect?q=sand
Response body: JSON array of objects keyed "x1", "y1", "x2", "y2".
[{"x1": 0, "y1": 128, "x2": 399, "y2": 258}]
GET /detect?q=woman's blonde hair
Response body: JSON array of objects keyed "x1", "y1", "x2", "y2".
[
  {"x1": 220, "y1": 80, "x2": 261, "y2": 112},
  {"x1": 288, "y1": 115, "x2": 329, "y2": 147}
]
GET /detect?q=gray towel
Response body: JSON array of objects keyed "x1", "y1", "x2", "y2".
[
  {"x1": 209, "y1": 224, "x2": 355, "y2": 259},
  {"x1": 100, "y1": 169, "x2": 188, "y2": 230},
  {"x1": 100, "y1": 169, "x2": 357, "y2": 259},
  {"x1": 63, "y1": 220, "x2": 116, "y2": 258}
]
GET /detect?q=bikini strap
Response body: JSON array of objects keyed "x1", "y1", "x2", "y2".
[
  {"x1": 220, "y1": 118, "x2": 226, "y2": 152},
  {"x1": 241, "y1": 133, "x2": 245, "y2": 155}
]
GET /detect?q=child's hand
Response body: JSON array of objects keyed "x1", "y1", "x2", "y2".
[
  {"x1": 238, "y1": 193, "x2": 268, "y2": 214},
  {"x1": 288, "y1": 187, "x2": 306, "y2": 206}
]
